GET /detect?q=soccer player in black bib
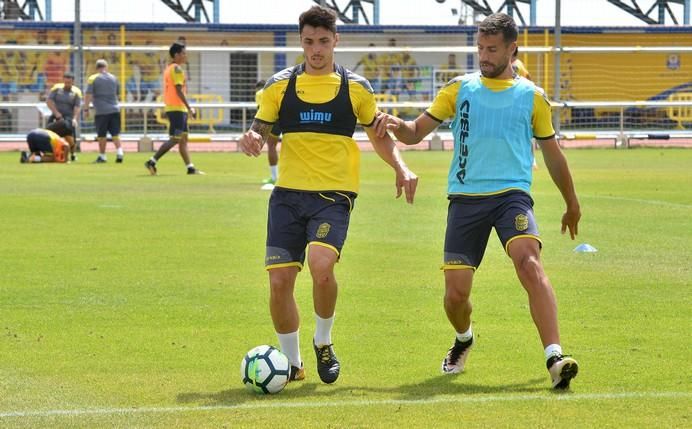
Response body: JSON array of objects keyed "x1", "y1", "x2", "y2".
[{"x1": 239, "y1": 5, "x2": 418, "y2": 385}]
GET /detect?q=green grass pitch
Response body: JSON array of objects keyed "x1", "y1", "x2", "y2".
[{"x1": 1, "y1": 148, "x2": 690, "y2": 428}]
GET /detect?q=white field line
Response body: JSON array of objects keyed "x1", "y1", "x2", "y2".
[{"x1": 1, "y1": 391, "x2": 690, "y2": 419}]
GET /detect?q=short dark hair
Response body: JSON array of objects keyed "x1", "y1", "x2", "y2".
[
  {"x1": 169, "y1": 42, "x2": 186, "y2": 58},
  {"x1": 299, "y1": 6, "x2": 337, "y2": 34},
  {"x1": 255, "y1": 80, "x2": 266, "y2": 90},
  {"x1": 46, "y1": 119, "x2": 71, "y2": 137},
  {"x1": 478, "y1": 13, "x2": 518, "y2": 44}
]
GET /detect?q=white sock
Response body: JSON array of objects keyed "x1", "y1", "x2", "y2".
[
  {"x1": 277, "y1": 331, "x2": 301, "y2": 367},
  {"x1": 116, "y1": 148, "x2": 124, "y2": 156},
  {"x1": 99, "y1": 153, "x2": 106, "y2": 160},
  {"x1": 314, "y1": 314, "x2": 334, "y2": 346},
  {"x1": 456, "y1": 326, "x2": 473, "y2": 343},
  {"x1": 270, "y1": 165, "x2": 278, "y2": 181},
  {"x1": 149, "y1": 157, "x2": 157, "y2": 164},
  {"x1": 186, "y1": 163, "x2": 194, "y2": 169},
  {"x1": 33, "y1": 155, "x2": 41, "y2": 162},
  {"x1": 544, "y1": 344, "x2": 563, "y2": 360}
]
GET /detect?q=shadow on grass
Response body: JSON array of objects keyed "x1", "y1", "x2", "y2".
[{"x1": 176, "y1": 375, "x2": 549, "y2": 407}]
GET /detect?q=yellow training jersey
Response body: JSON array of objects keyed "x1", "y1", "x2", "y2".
[
  {"x1": 426, "y1": 75, "x2": 554, "y2": 139},
  {"x1": 163, "y1": 63, "x2": 187, "y2": 112},
  {"x1": 255, "y1": 88, "x2": 263, "y2": 107},
  {"x1": 256, "y1": 66, "x2": 376, "y2": 194},
  {"x1": 512, "y1": 59, "x2": 531, "y2": 79}
]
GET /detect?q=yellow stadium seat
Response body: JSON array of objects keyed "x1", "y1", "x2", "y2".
[
  {"x1": 667, "y1": 92, "x2": 692, "y2": 130},
  {"x1": 155, "y1": 94, "x2": 224, "y2": 133}
]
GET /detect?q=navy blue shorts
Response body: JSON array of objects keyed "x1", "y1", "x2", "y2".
[
  {"x1": 95, "y1": 112, "x2": 121, "y2": 138},
  {"x1": 27, "y1": 131, "x2": 53, "y2": 153},
  {"x1": 166, "y1": 111, "x2": 189, "y2": 136},
  {"x1": 443, "y1": 190, "x2": 542, "y2": 270},
  {"x1": 265, "y1": 188, "x2": 356, "y2": 270}
]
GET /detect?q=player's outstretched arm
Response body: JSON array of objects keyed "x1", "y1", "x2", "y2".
[
  {"x1": 539, "y1": 137, "x2": 581, "y2": 239},
  {"x1": 364, "y1": 126, "x2": 418, "y2": 204},
  {"x1": 239, "y1": 119, "x2": 272, "y2": 157},
  {"x1": 372, "y1": 111, "x2": 440, "y2": 145}
]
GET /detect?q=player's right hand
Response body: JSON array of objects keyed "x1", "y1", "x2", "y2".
[
  {"x1": 189, "y1": 107, "x2": 197, "y2": 119},
  {"x1": 239, "y1": 130, "x2": 264, "y2": 157},
  {"x1": 561, "y1": 204, "x2": 581, "y2": 240},
  {"x1": 373, "y1": 111, "x2": 403, "y2": 138}
]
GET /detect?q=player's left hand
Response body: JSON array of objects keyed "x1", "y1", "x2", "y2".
[
  {"x1": 395, "y1": 166, "x2": 418, "y2": 204},
  {"x1": 189, "y1": 107, "x2": 197, "y2": 119},
  {"x1": 561, "y1": 205, "x2": 581, "y2": 239}
]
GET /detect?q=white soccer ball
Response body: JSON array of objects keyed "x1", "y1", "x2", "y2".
[{"x1": 240, "y1": 345, "x2": 290, "y2": 394}]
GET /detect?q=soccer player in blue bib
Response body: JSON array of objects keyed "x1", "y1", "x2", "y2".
[
  {"x1": 374, "y1": 13, "x2": 581, "y2": 389},
  {"x1": 239, "y1": 6, "x2": 418, "y2": 385}
]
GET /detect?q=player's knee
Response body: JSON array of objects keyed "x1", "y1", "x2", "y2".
[
  {"x1": 307, "y1": 252, "x2": 337, "y2": 285},
  {"x1": 444, "y1": 284, "x2": 471, "y2": 307},
  {"x1": 269, "y1": 272, "x2": 295, "y2": 297},
  {"x1": 515, "y1": 254, "x2": 544, "y2": 283},
  {"x1": 308, "y1": 260, "x2": 335, "y2": 286}
]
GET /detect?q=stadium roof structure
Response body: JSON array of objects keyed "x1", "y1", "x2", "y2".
[
  {"x1": 159, "y1": 0, "x2": 219, "y2": 23},
  {"x1": 0, "y1": 0, "x2": 45, "y2": 20},
  {"x1": 606, "y1": 0, "x2": 691, "y2": 25},
  {"x1": 311, "y1": 1, "x2": 691, "y2": 27},
  {"x1": 1, "y1": 0, "x2": 688, "y2": 25},
  {"x1": 443, "y1": 0, "x2": 690, "y2": 26}
]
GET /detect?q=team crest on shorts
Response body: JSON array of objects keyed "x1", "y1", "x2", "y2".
[
  {"x1": 515, "y1": 214, "x2": 529, "y2": 231},
  {"x1": 316, "y1": 222, "x2": 331, "y2": 238}
]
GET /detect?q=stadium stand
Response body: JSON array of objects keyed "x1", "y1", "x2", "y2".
[{"x1": 0, "y1": 22, "x2": 689, "y2": 150}]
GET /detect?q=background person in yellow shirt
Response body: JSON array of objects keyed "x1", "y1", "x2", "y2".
[
  {"x1": 512, "y1": 47, "x2": 538, "y2": 169},
  {"x1": 352, "y1": 43, "x2": 381, "y2": 93},
  {"x1": 138, "y1": 40, "x2": 163, "y2": 102},
  {"x1": 144, "y1": 41, "x2": 202, "y2": 175},
  {"x1": 239, "y1": 5, "x2": 418, "y2": 386},
  {"x1": 382, "y1": 38, "x2": 404, "y2": 93},
  {"x1": 0, "y1": 39, "x2": 19, "y2": 98},
  {"x1": 512, "y1": 47, "x2": 532, "y2": 80},
  {"x1": 438, "y1": 53, "x2": 459, "y2": 84}
]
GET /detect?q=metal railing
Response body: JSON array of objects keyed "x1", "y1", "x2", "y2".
[{"x1": 0, "y1": 99, "x2": 690, "y2": 149}]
